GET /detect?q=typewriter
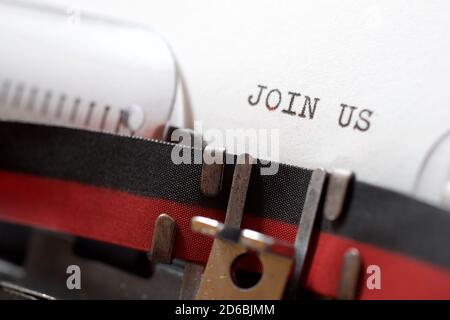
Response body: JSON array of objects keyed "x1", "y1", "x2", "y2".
[{"x1": 0, "y1": 0, "x2": 449, "y2": 301}]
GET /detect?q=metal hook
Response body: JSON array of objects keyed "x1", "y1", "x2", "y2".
[
  {"x1": 148, "y1": 213, "x2": 177, "y2": 264},
  {"x1": 336, "y1": 248, "x2": 362, "y2": 300},
  {"x1": 285, "y1": 168, "x2": 327, "y2": 298},
  {"x1": 324, "y1": 169, "x2": 354, "y2": 221}
]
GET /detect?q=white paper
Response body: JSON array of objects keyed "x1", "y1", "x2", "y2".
[{"x1": 4, "y1": 0, "x2": 450, "y2": 209}]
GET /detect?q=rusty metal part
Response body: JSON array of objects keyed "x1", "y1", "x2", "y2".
[
  {"x1": 179, "y1": 262, "x2": 204, "y2": 300},
  {"x1": 200, "y1": 146, "x2": 225, "y2": 197},
  {"x1": 337, "y1": 248, "x2": 362, "y2": 300},
  {"x1": 193, "y1": 153, "x2": 288, "y2": 300},
  {"x1": 324, "y1": 169, "x2": 354, "y2": 221},
  {"x1": 148, "y1": 214, "x2": 177, "y2": 264},
  {"x1": 224, "y1": 153, "x2": 254, "y2": 227},
  {"x1": 192, "y1": 154, "x2": 294, "y2": 299},
  {"x1": 286, "y1": 168, "x2": 326, "y2": 298},
  {"x1": 192, "y1": 217, "x2": 293, "y2": 300}
]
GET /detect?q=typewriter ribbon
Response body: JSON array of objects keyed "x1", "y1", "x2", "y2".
[{"x1": 0, "y1": 121, "x2": 449, "y2": 299}]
